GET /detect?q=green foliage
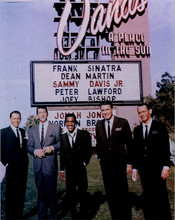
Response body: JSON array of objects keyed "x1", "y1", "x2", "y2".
[
  {"x1": 145, "y1": 72, "x2": 175, "y2": 139},
  {"x1": 23, "y1": 115, "x2": 39, "y2": 135}
]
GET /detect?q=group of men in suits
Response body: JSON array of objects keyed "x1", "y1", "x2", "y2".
[
  {"x1": 1, "y1": 107, "x2": 92, "y2": 220},
  {"x1": 96, "y1": 101, "x2": 172, "y2": 220},
  {"x1": 1, "y1": 108, "x2": 62, "y2": 220},
  {"x1": 1, "y1": 102, "x2": 172, "y2": 220}
]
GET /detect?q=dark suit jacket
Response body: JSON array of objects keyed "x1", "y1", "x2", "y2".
[
  {"x1": 27, "y1": 122, "x2": 61, "y2": 174},
  {"x1": 1, "y1": 126, "x2": 29, "y2": 168},
  {"x1": 60, "y1": 129, "x2": 92, "y2": 171},
  {"x1": 133, "y1": 120, "x2": 170, "y2": 170},
  {"x1": 96, "y1": 116, "x2": 132, "y2": 165}
]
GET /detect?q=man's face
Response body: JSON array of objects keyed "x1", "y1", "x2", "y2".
[
  {"x1": 137, "y1": 105, "x2": 152, "y2": 124},
  {"x1": 100, "y1": 104, "x2": 113, "y2": 120},
  {"x1": 65, "y1": 116, "x2": 76, "y2": 133},
  {"x1": 10, "y1": 113, "x2": 21, "y2": 128},
  {"x1": 37, "y1": 108, "x2": 48, "y2": 123}
]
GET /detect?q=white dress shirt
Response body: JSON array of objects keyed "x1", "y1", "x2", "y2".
[
  {"x1": 105, "y1": 115, "x2": 114, "y2": 138},
  {"x1": 39, "y1": 120, "x2": 49, "y2": 142},
  {"x1": 34, "y1": 120, "x2": 54, "y2": 156},
  {"x1": 11, "y1": 124, "x2": 22, "y2": 148},
  {"x1": 67, "y1": 127, "x2": 77, "y2": 148},
  {"x1": 142, "y1": 118, "x2": 152, "y2": 139}
]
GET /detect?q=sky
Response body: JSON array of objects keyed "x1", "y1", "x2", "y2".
[{"x1": 0, "y1": 0, "x2": 174, "y2": 128}]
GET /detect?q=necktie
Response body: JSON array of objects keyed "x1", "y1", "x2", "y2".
[
  {"x1": 107, "y1": 120, "x2": 110, "y2": 140},
  {"x1": 145, "y1": 125, "x2": 148, "y2": 139},
  {"x1": 71, "y1": 133, "x2": 75, "y2": 148},
  {"x1": 69, "y1": 133, "x2": 75, "y2": 148},
  {"x1": 144, "y1": 125, "x2": 149, "y2": 158},
  {"x1": 41, "y1": 124, "x2": 44, "y2": 146},
  {"x1": 16, "y1": 128, "x2": 20, "y2": 148}
]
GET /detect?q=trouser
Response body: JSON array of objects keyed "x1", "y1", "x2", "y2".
[
  {"x1": 100, "y1": 160, "x2": 131, "y2": 220},
  {"x1": 66, "y1": 163, "x2": 88, "y2": 219},
  {"x1": 5, "y1": 165, "x2": 28, "y2": 219},
  {"x1": 34, "y1": 170, "x2": 58, "y2": 220},
  {"x1": 139, "y1": 165, "x2": 172, "y2": 220}
]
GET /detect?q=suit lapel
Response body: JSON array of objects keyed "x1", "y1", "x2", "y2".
[
  {"x1": 19, "y1": 128, "x2": 25, "y2": 148},
  {"x1": 75, "y1": 129, "x2": 80, "y2": 145},
  {"x1": 65, "y1": 133, "x2": 71, "y2": 149},
  {"x1": 8, "y1": 127, "x2": 19, "y2": 147},
  {"x1": 45, "y1": 122, "x2": 51, "y2": 139},
  {"x1": 138, "y1": 124, "x2": 144, "y2": 140},
  {"x1": 43, "y1": 122, "x2": 52, "y2": 146},
  {"x1": 101, "y1": 120, "x2": 108, "y2": 140},
  {"x1": 8, "y1": 126, "x2": 22, "y2": 149},
  {"x1": 19, "y1": 128, "x2": 25, "y2": 140},
  {"x1": 111, "y1": 116, "x2": 118, "y2": 138},
  {"x1": 148, "y1": 120, "x2": 156, "y2": 137},
  {"x1": 34, "y1": 125, "x2": 40, "y2": 145},
  {"x1": 8, "y1": 126, "x2": 17, "y2": 139}
]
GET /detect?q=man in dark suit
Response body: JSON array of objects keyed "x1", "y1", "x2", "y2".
[
  {"x1": 132, "y1": 103, "x2": 172, "y2": 220},
  {"x1": 60, "y1": 113, "x2": 92, "y2": 219},
  {"x1": 27, "y1": 106, "x2": 61, "y2": 219},
  {"x1": 96, "y1": 101, "x2": 132, "y2": 220},
  {"x1": 1, "y1": 110, "x2": 29, "y2": 219}
]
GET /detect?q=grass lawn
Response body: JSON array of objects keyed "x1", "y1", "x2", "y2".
[{"x1": 1, "y1": 155, "x2": 174, "y2": 220}]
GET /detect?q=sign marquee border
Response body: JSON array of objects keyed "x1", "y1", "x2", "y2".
[{"x1": 30, "y1": 60, "x2": 143, "y2": 107}]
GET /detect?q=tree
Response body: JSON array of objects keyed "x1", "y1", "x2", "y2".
[
  {"x1": 145, "y1": 72, "x2": 175, "y2": 139},
  {"x1": 23, "y1": 115, "x2": 39, "y2": 137}
]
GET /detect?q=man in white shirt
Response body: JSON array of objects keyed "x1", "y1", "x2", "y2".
[
  {"x1": 27, "y1": 106, "x2": 61, "y2": 219},
  {"x1": 60, "y1": 113, "x2": 92, "y2": 219},
  {"x1": 96, "y1": 100, "x2": 132, "y2": 220},
  {"x1": 1, "y1": 110, "x2": 29, "y2": 219},
  {"x1": 132, "y1": 103, "x2": 172, "y2": 220}
]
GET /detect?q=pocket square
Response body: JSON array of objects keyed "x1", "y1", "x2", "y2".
[
  {"x1": 115, "y1": 128, "x2": 122, "y2": 131},
  {"x1": 152, "y1": 130, "x2": 158, "y2": 135}
]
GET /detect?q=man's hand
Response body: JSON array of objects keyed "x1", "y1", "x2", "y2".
[
  {"x1": 161, "y1": 168, "x2": 169, "y2": 180},
  {"x1": 60, "y1": 171, "x2": 66, "y2": 183},
  {"x1": 43, "y1": 146, "x2": 54, "y2": 154},
  {"x1": 126, "y1": 164, "x2": 132, "y2": 174},
  {"x1": 34, "y1": 149, "x2": 46, "y2": 158}
]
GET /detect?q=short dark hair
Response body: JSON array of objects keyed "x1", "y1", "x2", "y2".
[
  {"x1": 36, "y1": 106, "x2": 48, "y2": 114},
  {"x1": 137, "y1": 103, "x2": 151, "y2": 110},
  {"x1": 10, "y1": 111, "x2": 21, "y2": 119},
  {"x1": 100, "y1": 100, "x2": 113, "y2": 108},
  {"x1": 65, "y1": 113, "x2": 76, "y2": 122}
]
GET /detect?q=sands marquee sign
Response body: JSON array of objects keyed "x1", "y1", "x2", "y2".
[
  {"x1": 30, "y1": 61, "x2": 143, "y2": 106},
  {"x1": 57, "y1": 0, "x2": 148, "y2": 56}
]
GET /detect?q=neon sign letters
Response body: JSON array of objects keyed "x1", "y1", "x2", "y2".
[{"x1": 56, "y1": 0, "x2": 148, "y2": 56}]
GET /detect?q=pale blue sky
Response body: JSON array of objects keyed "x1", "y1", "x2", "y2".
[{"x1": 0, "y1": 0, "x2": 174, "y2": 128}]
